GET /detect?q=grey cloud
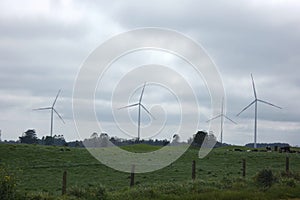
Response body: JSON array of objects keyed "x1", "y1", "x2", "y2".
[
  {"x1": 0, "y1": 1, "x2": 299, "y2": 145},
  {"x1": 0, "y1": 17, "x2": 88, "y2": 40}
]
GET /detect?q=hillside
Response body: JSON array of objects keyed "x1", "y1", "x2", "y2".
[{"x1": 1, "y1": 143, "x2": 300, "y2": 199}]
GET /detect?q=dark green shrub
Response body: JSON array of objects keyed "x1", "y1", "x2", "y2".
[
  {"x1": 22, "y1": 192, "x2": 55, "y2": 200},
  {"x1": 254, "y1": 168, "x2": 276, "y2": 188},
  {"x1": 0, "y1": 167, "x2": 16, "y2": 200},
  {"x1": 68, "y1": 186, "x2": 86, "y2": 198},
  {"x1": 95, "y1": 185, "x2": 107, "y2": 200}
]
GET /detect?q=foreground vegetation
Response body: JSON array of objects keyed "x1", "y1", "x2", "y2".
[{"x1": 0, "y1": 143, "x2": 300, "y2": 199}]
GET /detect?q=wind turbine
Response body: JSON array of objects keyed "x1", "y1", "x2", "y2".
[
  {"x1": 206, "y1": 98, "x2": 236, "y2": 144},
  {"x1": 118, "y1": 82, "x2": 154, "y2": 141},
  {"x1": 33, "y1": 89, "x2": 65, "y2": 137},
  {"x1": 237, "y1": 74, "x2": 282, "y2": 148}
]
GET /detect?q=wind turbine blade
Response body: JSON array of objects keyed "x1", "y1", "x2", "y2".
[
  {"x1": 223, "y1": 115, "x2": 237, "y2": 124},
  {"x1": 257, "y1": 99, "x2": 282, "y2": 109},
  {"x1": 251, "y1": 74, "x2": 257, "y2": 99},
  {"x1": 206, "y1": 114, "x2": 222, "y2": 122},
  {"x1": 236, "y1": 100, "x2": 256, "y2": 116},
  {"x1": 221, "y1": 97, "x2": 224, "y2": 114},
  {"x1": 140, "y1": 104, "x2": 155, "y2": 119},
  {"x1": 52, "y1": 89, "x2": 61, "y2": 107},
  {"x1": 53, "y1": 108, "x2": 65, "y2": 124},
  {"x1": 33, "y1": 107, "x2": 52, "y2": 111},
  {"x1": 139, "y1": 82, "x2": 147, "y2": 103},
  {"x1": 118, "y1": 103, "x2": 139, "y2": 110}
]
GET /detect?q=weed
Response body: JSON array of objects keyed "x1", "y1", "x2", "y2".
[
  {"x1": 0, "y1": 166, "x2": 17, "y2": 200},
  {"x1": 68, "y1": 185, "x2": 107, "y2": 200},
  {"x1": 254, "y1": 168, "x2": 276, "y2": 189}
]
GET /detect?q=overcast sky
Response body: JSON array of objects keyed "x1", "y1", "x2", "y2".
[{"x1": 0, "y1": 0, "x2": 299, "y2": 146}]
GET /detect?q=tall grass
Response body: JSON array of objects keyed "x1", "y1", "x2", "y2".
[
  {"x1": 1, "y1": 143, "x2": 300, "y2": 199},
  {"x1": 0, "y1": 166, "x2": 17, "y2": 200}
]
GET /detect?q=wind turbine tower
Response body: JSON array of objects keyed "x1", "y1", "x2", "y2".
[
  {"x1": 207, "y1": 98, "x2": 236, "y2": 144},
  {"x1": 237, "y1": 74, "x2": 281, "y2": 148},
  {"x1": 33, "y1": 90, "x2": 65, "y2": 137},
  {"x1": 119, "y1": 82, "x2": 155, "y2": 141}
]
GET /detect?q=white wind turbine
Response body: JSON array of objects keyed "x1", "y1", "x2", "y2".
[
  {"x1": 237, "y1": 74, "x2": 282, "y2": 148},
  {"x1": 33, "y1": 90, "x2": 65, "y2": 137},
  {"x1": 119, "y1": 82, "x2": 155, "y2": 141},
  {"x1": 206, "y1": 98, "x2": 236, "y2": 144}
]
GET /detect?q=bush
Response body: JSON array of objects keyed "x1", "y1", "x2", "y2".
[
  {"x1": 0, "y1": 167, "x2": 17, "y2": 200},
  {"x1": 254, "y1": 169, "x2": 276, "y2": 188},
  {"x1": 280, "y1": 171, "x2": 300, "y2": 181},
  {"x1": 22, "y1": 192, "x2": 55, "y2": 200},
  {"x1": 95, "y1": 185, "x2": 107, "y2": 200},
  {"x1": 281, "y1": 178, "x2": 296, "y2": 188},
  {"x1": 68, "y1": 186, "x2": 86, "y2": 198},
  {"x1": 68, "y1": 185, "x2": 107, "y2": 200}
]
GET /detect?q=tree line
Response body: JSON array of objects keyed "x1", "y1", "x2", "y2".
[{"x1": 2, "y1": 129, "x2": 220, "y2": 148}]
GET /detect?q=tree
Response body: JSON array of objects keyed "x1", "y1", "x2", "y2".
[
  {"x1": 171, "y1": 134, "x2": 180, "y2": 146},
  {"x1": 44, "y1": 136, "x2": 54, "y2": 145},
  {"x1": 90, "y1": 132, "x2": 98, "y2": 138},
  {"x1": 192, "y1": 130, "x2": 207, "y2": 146},
  {"x1": 187, "y1": 137, "x2": 193, "y2": 144},
  {"x1": 207, "y1": 133, "x2": 217, "y2": 144},
  {"x1": 53, "y1": 135, "x2": 66, "y2": 146},
  {"x1": 75, "y1": 140, "x2": 80, "y2": 147},
  {"x1": 100, "y1": 133, "x2": 109, "y2": 147},
  {"x1": 19, "y1": 129, "x2": 38, "y2": 144}
]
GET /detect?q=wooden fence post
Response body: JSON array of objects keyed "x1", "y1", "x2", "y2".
[
  {"x1": 62, "y1": 171, "x2": 67, "y2": 195},
  {"x1": 286, "y1": 155, "x2": 290, "y2": 173},
  {"x1": 192, "y1": 160, "x2": 196, "y2": 180},
  {"x1": 242, "y1": 159, "x2": 246, "y2": 178},
  {"x1": 130, "y1": 164, "x2": 135, "y2": 187}
]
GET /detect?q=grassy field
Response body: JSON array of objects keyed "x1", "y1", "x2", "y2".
[{"x1": 1, "y1": 143, "x2": 300, "y2": 199}]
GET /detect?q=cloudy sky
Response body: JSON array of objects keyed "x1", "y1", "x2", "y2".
[{"x1": 0, "y1": 0, "x2": 299, "y2": 146}]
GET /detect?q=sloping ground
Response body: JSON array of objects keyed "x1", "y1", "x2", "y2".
[{"x1": 0, "y1": 143, "x2": 300, "y2": 199}]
